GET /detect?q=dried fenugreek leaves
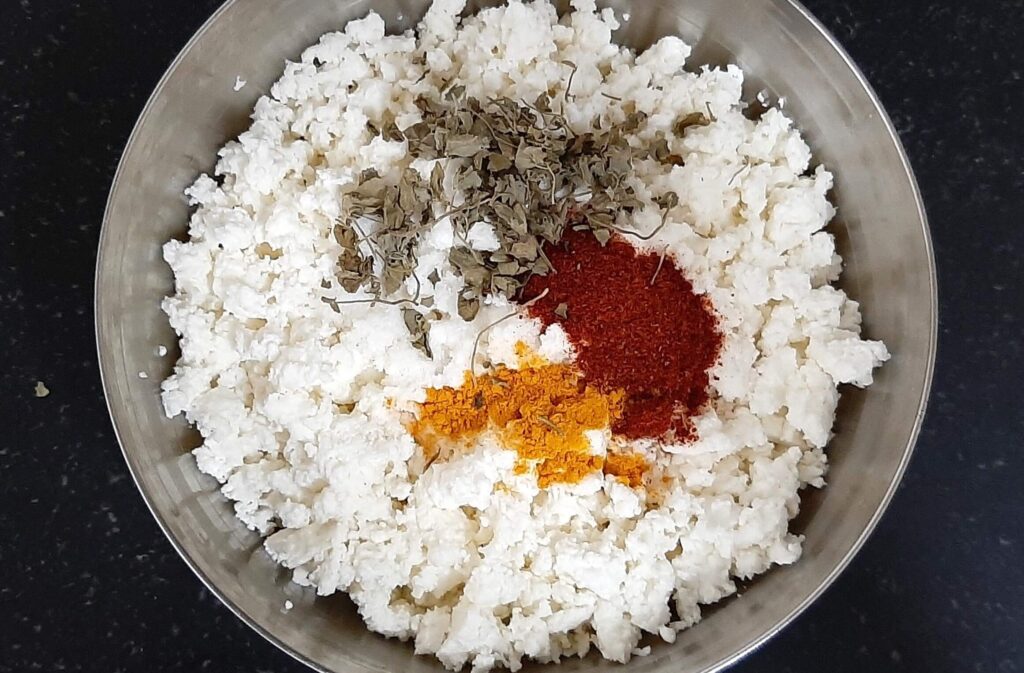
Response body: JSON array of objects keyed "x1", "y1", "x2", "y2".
[{"x1": 331, "y1": 88, "x2": 708, "y2": 353}]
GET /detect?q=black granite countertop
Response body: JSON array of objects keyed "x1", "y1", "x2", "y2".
[{"x1": 2, "y1": 1, "x2": 1022, "y2": 671}]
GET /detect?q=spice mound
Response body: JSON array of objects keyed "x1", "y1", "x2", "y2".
[
  {"x1": 524, "y1": 228, "x2": 724, "y2": 441},
  {"x1": 413, "y1": 362, "x2": 643, "y2": 488}
]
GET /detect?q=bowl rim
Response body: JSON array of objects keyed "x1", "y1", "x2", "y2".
[{"x1": 95, "y1": 1, "x2": 938, "y2": 671}]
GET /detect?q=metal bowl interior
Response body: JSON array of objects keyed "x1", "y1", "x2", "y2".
[{"x1": 96, "y1": 1, "x2": 936, "y2": 672}]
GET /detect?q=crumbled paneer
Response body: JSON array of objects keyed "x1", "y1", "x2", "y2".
[{"x1": 161, "y1": 1, "x2": 888, "y2": 670}]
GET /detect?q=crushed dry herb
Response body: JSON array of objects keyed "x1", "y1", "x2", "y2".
[{"x1": 328, "y1": 90, "x2": 708, "y2": 336}]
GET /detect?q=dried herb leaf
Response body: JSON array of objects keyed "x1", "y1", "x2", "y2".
[
  {"x1": 446, "y1": 134, "x2": 488, "y2": 157},
  {"x1": 656, "y1": 191, "x2": 680, "y2": 210},
  {"x1": 488, "y1": 153, "x2": 513, "y2": 172},
  {"x1": 673, "y1": 111, "x2": 710, "y2": 135},
  {"x1": 330, "y1": 89, "x2": 681, "y2": 328},
  {"x1": 457, "y1": 291, "x2": 481, "y2": 321},
  {"x1": 402, "y1": 307, "x2": 432, "y2": 358},
  {"x1": 510, "y1": 239, "x2": 539, "y2": 261}
]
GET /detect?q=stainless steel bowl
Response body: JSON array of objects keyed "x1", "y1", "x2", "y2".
[{"x1": 96, "y1": 1, "x2": 936, "y2": 671}]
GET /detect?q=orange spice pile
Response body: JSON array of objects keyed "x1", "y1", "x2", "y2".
[
  {"x1": 603, "y1": 452, "x2": 648, "y2": 488},
  {"x1": 412, "y1": 358, "x2": 649, "y2": 488}
]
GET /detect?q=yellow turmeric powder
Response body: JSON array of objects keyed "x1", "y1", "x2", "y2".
[
  {"x1": 413, "y1": 362, "x2": 624, "y2": 487},
  {"x1": 603, "y1": 452, "x2": 649, "y2": 488}
]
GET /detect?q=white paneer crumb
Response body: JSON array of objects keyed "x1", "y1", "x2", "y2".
[
  {"x1": 284, "y1": 600, "x2": 294, "y2": 611},
  {"x1": 466, "y1": 221, "x2": 501, "y2": 251},
  {"x1": 138, "y1": 371, "x2": 149, "y2": 379},
  {"x1": 33, "y1": 381, "x2": 50, "y2": 398},
  {"x1": 161, "y1": 1, "x2": 888, "y2": 671},
  {"x1": 157, "y1": 345, "x2": 168, "y2": 357},
  {"x1": 233, "y1": 76, "x2": 247, "y2": 91}
]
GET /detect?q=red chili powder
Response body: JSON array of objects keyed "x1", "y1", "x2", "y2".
[{"x1": 522, "y1": 228, "x2": 723, "y2": 441}]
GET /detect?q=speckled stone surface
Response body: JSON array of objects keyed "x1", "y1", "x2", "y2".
[{"x1": 1, "y1": 0, "x2": 1021, "y2": 671}]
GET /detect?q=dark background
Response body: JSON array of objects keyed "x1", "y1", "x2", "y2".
[{"x1": 2, "y1": 0, "x2": 1022, "y2": 671}]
